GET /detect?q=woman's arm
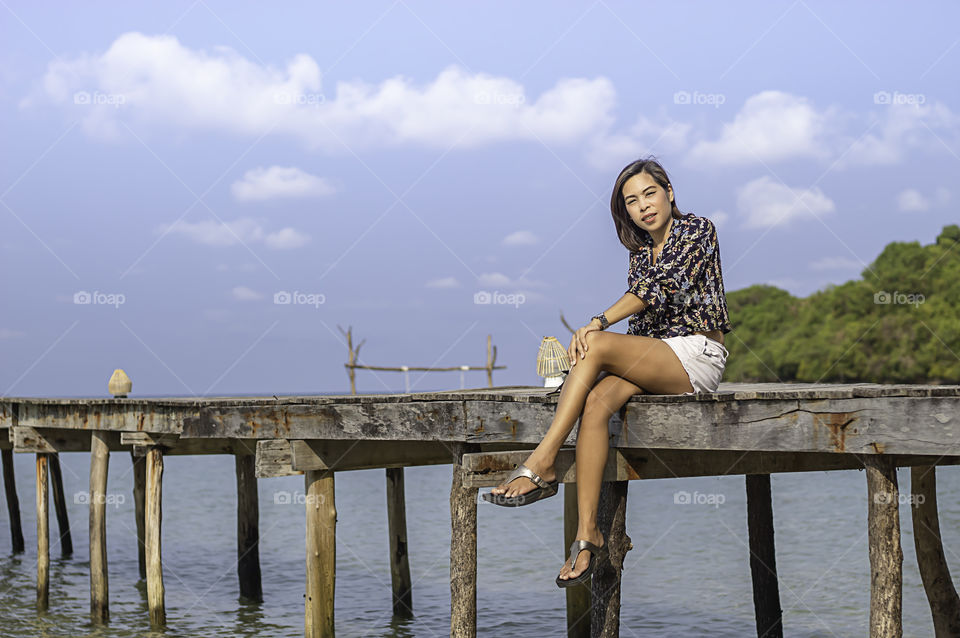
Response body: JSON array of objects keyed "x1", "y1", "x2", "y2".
[{"x1": 590, "y1": 293, "x2": 648, "y2": 330}]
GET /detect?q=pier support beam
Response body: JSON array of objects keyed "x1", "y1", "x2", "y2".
[
  {"x1": 450, "y1": 448, "x2": 477, "y2": 638},
  {"x1": 305, "y1": 469, "x2": 336, "y2": 637},
  {"x1": 131, "y1": 451, "x2": 146, "y2": 579},
  {"x1": 865, "y1": 456, "x2": 903, "y2": 638},
  {"x1": 2, "y1": 448, "x2": 25, "y2": 553},
  {"x1": 235, "y1": 453, "x2": 262, "y2": 602},
  {"x1": 36, "y1": 453, "x2": 49, "y2": 611},
  {"x1": 563, "y1": 483, "x2": 590, "y2": 638},
  {"x1": 385, "y1": 467, "x2": 412, "y2": 618},
  {"x1": 910, "y1": 466, "x2": 960, "y2": 637},
  {"x1": 49, "y1": 453, "x2": 72, "y2": 557},
  {"x1": 145, "y1": 446, "x2": 165, "y2": 627},
  {"x1": 89, "y1": 432, "x2": 110, "y2": 623},
  {"x1": 591, "y1": 480, "x2": 630, "y2": 638},
  {"x1": 745, "y1": 474, "x2": 782, "y2": 638}
]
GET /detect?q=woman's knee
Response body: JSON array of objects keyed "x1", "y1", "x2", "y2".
[{"x1": 582, "y1": 388, "x2": 617, "y2": 423}]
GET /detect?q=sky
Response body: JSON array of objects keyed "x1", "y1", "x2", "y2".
[{"x1": 1, "y1": 1, "x2": 958, "y2": 397}]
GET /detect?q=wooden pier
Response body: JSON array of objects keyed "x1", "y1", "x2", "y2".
[{"x1": 3, "y1": 382, "x2": 960, "y2": 636}]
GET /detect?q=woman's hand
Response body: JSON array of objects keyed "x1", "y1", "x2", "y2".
[{"x1": 568, "y1": 319, "x2": 602, "y2": 366}]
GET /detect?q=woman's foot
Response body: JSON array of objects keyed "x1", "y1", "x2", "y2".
[
  {"x1": 488, "y1": 454, "x2": 556, "y2": 499},
  {"x1": 556, "y1": 526, "x2": 604, "y2": 583}
]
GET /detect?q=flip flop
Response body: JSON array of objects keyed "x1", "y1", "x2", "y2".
[
  {"x1": 556, "y1": 538, "x2": 607, "y2": 588},
  {"x1": 481, "y1": 463, "x2": 558, "y2": 507}
]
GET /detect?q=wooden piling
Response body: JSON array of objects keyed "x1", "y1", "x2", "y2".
[
  {"x1": 235, "y1": 453, "x2": 263, "y2": 602},
  {"x1": 89, "y1": 431, "x2": 110, "y2": 623},
  {"x1": 385, "y1": 467, "x2": 413, "y2": 618},
  {"x1": 745, "y1": 474, "x2": 783, "y2": 638},
  {"x1": 131, "y1": 451, "x2": 146, "y2": 579},
  {"x1": 563, "y1": 483, "x2": 590, "y2": 638},
  {"x1": 910, "y1": 466, "x2": 960, "y2": 637},
  {"x1": 36, "y1": 453, "x2": 49, "y2": 611},
  {"x1": 590, "y1": 480, "x2": 630, "y2": 638},
  {"x1": 48, "y1": 453, "x2": 73, "y2": 557},
  {"x1": 865, "y1": 456, "x2": 903, "y2": 638},
  {"x1": 450, "y1": 453, "x2": 477, "y2": 638},
  {"x1": 305, "y1": 469, "x2": 336, "y2": 637},
  {"x1": 145, "y1": 447, "x2": 165, "y2": 627},
  {"x1": 2, "y1": 448, "x2": 25, "y2": 553}
]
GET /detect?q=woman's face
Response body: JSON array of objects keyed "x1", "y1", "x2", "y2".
[{"x1": 622, "y1": 172, "x2": 674, "y2": 234}]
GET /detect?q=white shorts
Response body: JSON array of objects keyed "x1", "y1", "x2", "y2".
[{"x1": 661, "y1": 333, "x2": 729, "y2": 395}]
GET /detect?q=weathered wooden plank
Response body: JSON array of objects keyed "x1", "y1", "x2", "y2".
[
  {"x1": 145, "y1": 447, "x2": 165, "y2": 627},
  {"x1": 120, "y1": 432, "x2": 180, "y2": 448},
  {"x1": 36, "y1": 453, "x2": 49, "y2": 611},
  {"x1": 591, "y1": 480, "x2": 629, "y2": 638},
  {"x1": 290, "y1": 439, "x2": 457, "y2": 472},
  {"x1": 462, "y1": 449, "x2": 960, "y2": 486},
  {"x1": 450, "y1": 446, "x2": 477, "y2": 638},
  {"x1": 2, "y1": 448, "x2": 24, "y2": 553},
  {"x1": 235, "y1": 454, "x2": 262, "y2": 602},
  {"x1": 48, "y1": 453, "x2": 72, "y2": 556},
  {"x1": 385, "y1": 467, "x2": 413, "y2": 618},
  {"x1": 131, "y1": 451, "x2": 146, "y2": 580},
  {"x1": 255, "y1": 439, "x2": 302, "y2": 478},
  {"x1": 13, "y1": 426, "x2": 91, "y2": 453},
  {"x1": 746, "y1": 474, "x2": 782, "y2": 638},
  {"x1": 185, "y1": 401, "x2": 466, "y2": 440},
  {"x1": 17, "y1": 402, "x2": 185, "y2": 433},
  {"x1": 304, "y1": 469, "x2": 335, "y2": 638}
]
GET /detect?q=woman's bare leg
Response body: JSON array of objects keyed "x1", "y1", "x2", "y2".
[
  {"x1": 490, "y1": 331, "x2": 694, "y2": 501},
  {"x1": 557, "y1": 373, "x2": 644, "y2": 581}
]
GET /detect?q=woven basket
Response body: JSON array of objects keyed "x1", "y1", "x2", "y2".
[{"x1": 537, "y1": 336, "x2": 571, "y2": 378}]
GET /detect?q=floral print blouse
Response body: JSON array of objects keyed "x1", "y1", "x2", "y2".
[{"x1": 625, "y1": 212, "x2": 733, "y2": 339}]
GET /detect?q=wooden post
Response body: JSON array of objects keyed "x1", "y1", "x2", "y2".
[
  {"x1": 235, "y1": 453, "x2": 263, "y2": 602},
  {"x1": 911, "y1": 466, "x2": 960, "y2": 637},
  {"x1": 563, "y1": 483, "x2": 590, "y2": 638},
  {"x1": 2, "y1": 448, "x2": 25, "y2": 553},
  {"x1": 131, "y1": 451, "x2": 146, "y2": 580},
  {"x1": 745, "y1": 474, "x2": 783, "y2": 638},
  {"x1": 385, "y1": 467, "x2": 413, "y2": 617},
  {"x1": 590, "y1": 480, "x2": 630, "y2": 638},
  {"x1": 48, "y1": 453, "x2": 73, "y2": 556},
  {"x1": 89, "y1": 432, "x2": 110, "y2": 623},
  {"x1": 865, "y1": 456, "x2": 903, "y2": 638},
  {"x1": 450, "y1": 451, "x2": 477, "y2": 638},
  {"x1": 305, "y1": 469, "x2": 336, "y2": 637},
  {"x1": 36, "y1": 453, "x2": 49, "y2": 611},
  {"x1": 145, "y1": 447, "x2": 165, "y2": 627}
]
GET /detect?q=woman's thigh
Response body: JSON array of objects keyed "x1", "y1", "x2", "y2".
[
  {"x1": 582, "y1": 372, "x2": 645, "y2": 418},
  {"x1": 584, "y1": 332, "x2": 694, "y2": 395}
]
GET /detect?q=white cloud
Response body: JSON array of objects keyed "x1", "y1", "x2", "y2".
[
  {"x1": 686, "y1": 91, "x2": 837, "y2": 166},
  {"x1": 157, "y1": 217, "x2": 310, "y2": 249},
  {"x1": 708, "y1": 210, "x2": 729, "y2": 227},
  {"x1": 809, "y1": 256, "x2": 864, "y2": 271},
  {"x1": 502, "y1": 230, "x2": 539, "y2": 246},
  {"x1": 232, "y1": 286, "x2": 262, "y2": 301},
  {"x1": 30, "y1": 32, "x2": 616, "y2": 149},
  {"x1": 736, "y1": 176, "x2": 835, "y2": 229},
  {"x1": 841, "y1": 102, "x2": 959, "y2": 167},
  {"x1": 232, "y1": 166, "x2": 336, "y2": 202},
  {"x1": 264, "y1": 227, "x2": 310, "y2": 249},
  {"x1": 586, "y1": 114, "x2": 692, "y2": 170},
  {"x1": 897, "y1": 188, "x2": 929, "y2": 212},
  {"x1": 426, "y1": 277, "x2": 460, "y2": 288}
]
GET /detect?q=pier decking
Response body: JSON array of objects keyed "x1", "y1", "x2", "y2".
[{"x1": 3, "y1": 382, "x2": 960, "y2": 637}]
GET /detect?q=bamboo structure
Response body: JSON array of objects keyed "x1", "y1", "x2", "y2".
[{"x1": 3, "y1": 382, "x2": 960, "y2": 636}]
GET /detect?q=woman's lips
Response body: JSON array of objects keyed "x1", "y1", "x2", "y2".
[{"x1": 642, "y1": 212, "x2": 656, "y2": 223}]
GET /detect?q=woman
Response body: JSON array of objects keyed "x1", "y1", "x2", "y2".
[{"x1": 482, "y1": 157, "x2": 732, "y2": 588}]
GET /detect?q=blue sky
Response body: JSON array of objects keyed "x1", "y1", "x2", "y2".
[{"x1": 1, "y1": 1, "x2": 958, "y2": 397}]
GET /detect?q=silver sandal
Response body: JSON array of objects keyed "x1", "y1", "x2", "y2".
[
  {"x1": 556, "y1": 538, "x2": 607, "y2": 588},
  {"x1": 481, "y1": 463, "x2": 559, "y2": 507}
]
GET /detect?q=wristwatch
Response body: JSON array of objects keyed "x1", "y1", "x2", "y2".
[{"x1": 591, "y1": 312, "x2": 609, "y2": 330}]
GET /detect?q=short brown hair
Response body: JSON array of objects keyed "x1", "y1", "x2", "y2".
[{"x1": 610, "y1": 156, "x2": 684, "y2": 252}]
